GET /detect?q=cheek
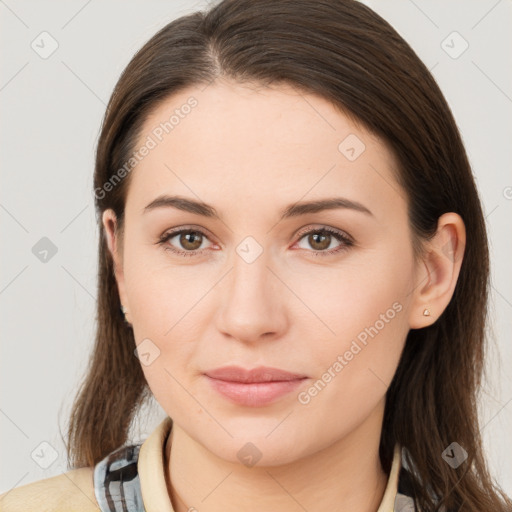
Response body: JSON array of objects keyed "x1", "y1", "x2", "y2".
[
  {"x1": 124, "y1": 247, "x2": 211, "y2": 415},
  {"x1": 131, "y1": 304, "x2": 200, "y2": 423},
  {"x1": 291, "y1": 241, "x2": 413, "y2": 343},
  {"x1": 294, "y1": 249, "x2": 413, "y2": 426},
  {"x1": 124, "y1": 243, "x2": 215, "y2": 336},
  {"x1": 292, "y1": 299, "x2": 409, "y2": 453}
]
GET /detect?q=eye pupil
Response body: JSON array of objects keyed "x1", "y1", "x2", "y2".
[
  {"x1": 309, "y1": 232, "x2": 330, "y2": 250},
  {"x1": 180, "y1": 231, "x2": 203, "y2": 250}
]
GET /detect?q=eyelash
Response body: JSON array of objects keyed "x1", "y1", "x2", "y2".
[{"x1": 156, "y1": 225, "x2": 354, "y2": 258}]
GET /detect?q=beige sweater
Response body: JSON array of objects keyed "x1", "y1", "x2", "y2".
[{"x1": 0, "y1": 417, "x2": 402, "y2": 511}]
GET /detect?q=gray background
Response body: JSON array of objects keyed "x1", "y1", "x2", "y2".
[{"x1": 1, "y1": 0, "x2": 511, "y2": 497}]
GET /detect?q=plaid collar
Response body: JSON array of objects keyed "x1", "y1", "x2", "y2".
[{"x1": 394, "y1": 461, "x2": 418, "y2": 511}]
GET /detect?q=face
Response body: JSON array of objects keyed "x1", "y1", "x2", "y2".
[{"x1": 104, "y1": 79, "x2": 422, "y2": 466}]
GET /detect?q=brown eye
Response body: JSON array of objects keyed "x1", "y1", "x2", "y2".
[
  {"x1": 307, "y1": 232, "x2": 331, "y2": 251},
  {"x1": 157, "y1": 228, "x2": 211, "y2": 256},
  {"x1": 178, "y1": 231, "x2": 204, "y2": 251},
  {"x1": 295, "y1": 227, "x2": 353, "y2": 256}
]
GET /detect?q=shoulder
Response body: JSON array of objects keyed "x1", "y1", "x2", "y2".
[{"x1": 0, "y1": 466, "x2": 100, "y2": 512}]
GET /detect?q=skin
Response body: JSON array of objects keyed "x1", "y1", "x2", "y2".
[{"x1": 103, "y1": 78, "x2": 466, "y2": 512}]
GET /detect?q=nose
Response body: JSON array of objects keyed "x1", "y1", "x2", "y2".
[{"x1": 215, "y1": 244, "x2": 288, "y2": 345}]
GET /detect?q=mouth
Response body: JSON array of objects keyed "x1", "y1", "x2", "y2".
[{"x1": 203, "y1": 365, "x2": 308, "y2": 407}]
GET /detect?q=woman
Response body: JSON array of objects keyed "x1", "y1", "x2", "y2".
[{"x1": 1, "y1": 0, "x2": 510, "y2": 511}]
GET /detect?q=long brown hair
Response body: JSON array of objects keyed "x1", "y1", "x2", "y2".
[{"x1": 66, "y1": 1, "x2": 511, "y2": 510}]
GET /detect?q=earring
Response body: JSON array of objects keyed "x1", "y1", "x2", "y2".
[
  {"x1": 120, "y1": 304, "x2": 131, "y2": 325},
  {"x1": 423, "y1": 308, "x2": 431, "y2": 317}
]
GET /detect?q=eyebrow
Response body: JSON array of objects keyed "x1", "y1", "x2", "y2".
[{"x1": 143, "y1": 194, "x2": 373, "y2": 221}]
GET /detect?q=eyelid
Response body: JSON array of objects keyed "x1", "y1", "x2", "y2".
[
  {"x1": 160, "y1": 224, "x2": 216, "y2": 241},
  {"x1": 294, "y1": 224, "x2": 353, "y2": 243}
]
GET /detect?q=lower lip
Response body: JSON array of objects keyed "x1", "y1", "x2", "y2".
[{"x1": 205, "y1": 376, "x2": 307, "y2": 407}]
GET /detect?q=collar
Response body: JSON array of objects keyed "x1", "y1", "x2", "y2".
[{"x1": 137, "y1": 417, "x2": 413, "y2": 512}]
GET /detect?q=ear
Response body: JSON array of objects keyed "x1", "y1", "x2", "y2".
[
  {"x1": 102, "y1": 209, "x2": 130, "y2": 323},
  {"x1": 408, "y1": 212, "x2": 466, "y2": 329}
]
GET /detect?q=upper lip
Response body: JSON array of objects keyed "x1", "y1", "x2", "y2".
[{"x1": 204, "y1": 365, "x2": 307, "y2": 383}]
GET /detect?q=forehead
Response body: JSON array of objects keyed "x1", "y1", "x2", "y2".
[{"x1": 125, "y1": 79, "x2": 405, "y2": 220}]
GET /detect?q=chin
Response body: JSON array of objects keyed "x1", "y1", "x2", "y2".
[{"x1": 194, "y1": 421, "x2": 317, "y2": 468}]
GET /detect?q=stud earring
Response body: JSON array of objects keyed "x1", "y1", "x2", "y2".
[
  {"x1": 423, "y1": 308, "x2": 431, "y2": 317},
  {"x1": 120, "y1": 304, "x2": 132, "y2": 326}
]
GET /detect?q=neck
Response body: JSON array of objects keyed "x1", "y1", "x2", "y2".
[{"x1": 164, "y1": 401, "x2": 388, "y2": 512}]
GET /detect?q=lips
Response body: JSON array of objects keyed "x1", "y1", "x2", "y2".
[
  {"x1": 204, "y1": 365, "x2": 307, "y2": 383},
  {"x1": 204, "y1": 366, "x2": 308, "y2": 407}
]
